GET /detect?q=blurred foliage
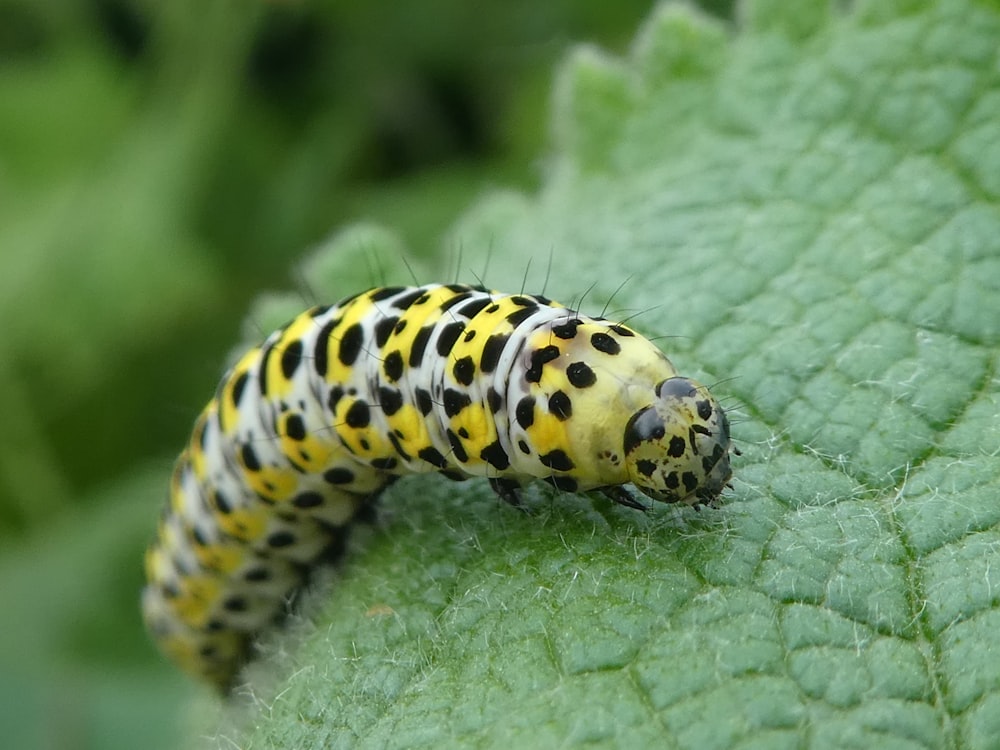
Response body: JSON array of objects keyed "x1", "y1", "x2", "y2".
[{"x1": 0, "y1": 1, "x2": 733, "y2": 748}]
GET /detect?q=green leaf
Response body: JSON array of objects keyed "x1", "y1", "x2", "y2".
[
  {"x1": 211, "y1": 1, "x2": 1000, "y2": 747},
  {"x1": 0, "y1": 466, "x2": 195, "y2": 750}
]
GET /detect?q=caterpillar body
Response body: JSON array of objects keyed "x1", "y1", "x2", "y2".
[{"x1": 143, "y1": 283, "x2": 734, "y2": 690}]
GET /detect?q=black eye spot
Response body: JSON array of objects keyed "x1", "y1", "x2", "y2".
[
  {"x1": 285, "y1": 414, "x2": 306, "y2": 440},
  {"x1": 409, "y1": 326, "x2": 432, "y2": 367},
  {"x1": 369, "y1": 286, "x2": 406, "y2": 301},
  {"x1": 386, "y1": 430, "x2": 412, "y2": 468},
  {"x1": 281, "y1": 339, "x2": 304, "y2": 379},
  {"x1": 636, "y1": 459, "x2": 657, "y2": 478},
  {"x1": 590, "y1": 332, "x2": 621, "y2": 355},
  {"x1": 446, "y1": 430, "x2": 469, "y2": 462},
  {"x1": 345, "y1": 400, "x2": 371, "y2": 428},
  {"x1": 314, "y1": 319, "x2": 338, "y2": 377},
  {"x1": 480, "y1": 441, "x2": 510, "y2": 471},
  {"x1": 516, "y1": 397, "x2": 536, "y2": 428},
  {"x1": 567, "y1": 362, "x2": 596, "y2": 388},
  {"x1": 436, "y1": 322, "x2": 466, "y2": 357},
  {"x1": 374, "y1": 316, "x2": 399, "y2": 348},
  {"x1": 212, "y1": 491, "x2": 232, "y2": 514},
  {"x1": 241, "y1": 444, "x2": 261, "y2": 471},
  {"x1": 383, "y1": 350, "x2": 404, "y2": 381},
  {"x1": 487, "y1": 387, "x2": 503, "y2": 414},
  {"x1": 231, "y1": 371, "x2": 248, "y2": 408},
  {"x1": 457, "y1": 297, "x2": 492, "y2": 318},
  {"x1": 327, "y1": 385, "x2": 345, "y2": 412},
  {"x1": 293, "y1": 492, "x2": 324, "y2": 508},
  {"x1": 506, "y1": 306, "x2": 537, "y2": 326},
  {"x1": 443, "y1": 389, "x2": 472, "y2": 417},
  {"x1": 378, "y1": 387, "x2": 404, "y2": 416},
  {"x1": 667, "y1": 435, "x2": 687, "y2": 458},
  {"x1": 439, "y1": 291, "x2": 473, "y2": 311},
  {"x1": 258, "y1": 345, "x2": 273, "y2": 396},
  {"x1": 418, "y1": 446, "x2": 448, "y2": 469},
  {"x1": 392, "y1": 289, "x2": 425, "y2": 309},
  {"x1": 552, "y1": 320, "x2": 580, "y2": 339},
  {"x1": 682, "y1": 472, "x2": 698, "y2": 493},
  {"x1": 414, "y1": 387, "x2": 434, "y2": 416},
  {"x1": 526, "y1": 346, "x2": 561, "y2": 383},
  {"x1": 453, "y1": 356, "x2": 476, "y2": 386},
  {"x1": 518, "y1": 439, "x2": 531, "y2": 454},
  {"x1": 480, "y1": 334, "x2": 508, "y2": 374},
  {"x1": 339, "y1": 324, "x2": 364, "y2": 366},
  {"x1": 548, "y1": 391, "x2": 572, "y2": 420},
  {"x1": 324, "y1": 467, "x2": 354, "y2": 484},
  {"x1": 540, "y1": 450, "x2": 574, "y2": 472},
  {"x1": 697, "y1": 399, "x2": 713, "y2": 420}
]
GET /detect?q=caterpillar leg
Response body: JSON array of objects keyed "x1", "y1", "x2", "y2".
[
  {"x1": 598, "y1": 486, "x2": 649, "y2": 512},
  {"x1": 489, "y1": 477, "x2": 524, "y2": 508},
  {"x1": 349, "y1": 479, "x2": 399, "y2": 527}
]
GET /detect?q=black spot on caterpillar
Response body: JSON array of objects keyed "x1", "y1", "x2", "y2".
[{"x1": 143, "y1": 283, "x2": 734, "y2": 690}]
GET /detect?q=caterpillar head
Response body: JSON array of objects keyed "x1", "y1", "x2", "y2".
[{"x1": 623, "y1": 377, "x2": 732, "y2": 506}]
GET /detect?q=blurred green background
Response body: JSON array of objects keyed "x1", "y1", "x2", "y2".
[{"x1": 0, "y1": 1, "x2": 733, "y2": 747}]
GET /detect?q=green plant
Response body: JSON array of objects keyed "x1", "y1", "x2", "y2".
[{"x1": 207, "y1": 1, "x2": 1000, "y2": 748}]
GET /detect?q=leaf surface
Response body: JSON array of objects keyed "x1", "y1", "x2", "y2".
[{"x1": 216, "y1": 2, "x2": 1000, "y2": 747}]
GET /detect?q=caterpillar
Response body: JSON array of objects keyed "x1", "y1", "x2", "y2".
[{"x1": 143, "y1": 283, "x2": 734, "y2": 691}]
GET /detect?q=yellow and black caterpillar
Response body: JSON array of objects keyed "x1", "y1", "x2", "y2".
[{"x1": 143, "y1": 283, "x2": 734, "y2": 690}]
